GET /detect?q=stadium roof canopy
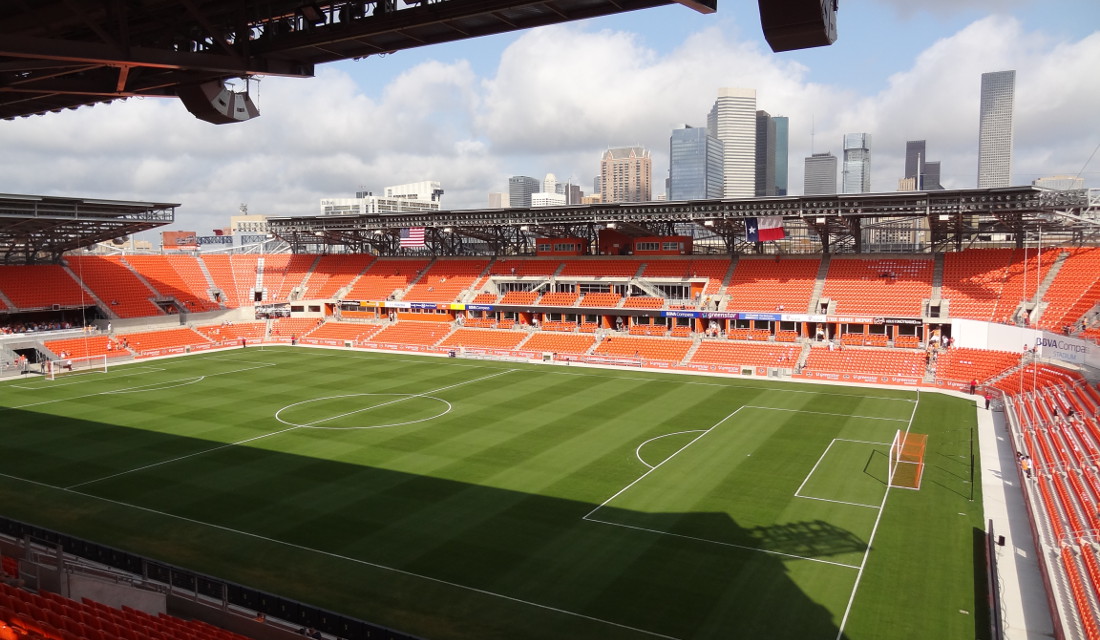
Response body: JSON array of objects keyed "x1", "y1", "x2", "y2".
[
  {"x1": 267, "y1": 186, "x2": 1100, "y2": 256},
  {"x1": 0, "y1": 0, "x2": 717, "y2": 123},
  {"x1": 0, "y1": 193, "x2": 176, "y2": 265}
]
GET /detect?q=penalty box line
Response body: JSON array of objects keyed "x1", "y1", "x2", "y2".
[
  {"x1": 580, "y1": 409, "x2": 862, "y2": 567},
  {"x1": 64, "y1": 369, "x2": 517, "y2": 491},
  {"x1": 793, "y1": 438, "x2": 891, "y2": 510},
  {"x1": 0, "y1": 470, "x2": 682, "y2": 640}
]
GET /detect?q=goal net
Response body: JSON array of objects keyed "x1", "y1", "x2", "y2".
[
  {"x1": 888, "y1": 430, "x2": 927, "y2": 490},
  {"x1": 45, "y1": 355, "x2": 108, "y2": 381}
]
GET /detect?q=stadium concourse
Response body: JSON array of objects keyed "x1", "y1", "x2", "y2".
[{"x1": 1, "y1": 248, "x2": 1099, "y2": 639}]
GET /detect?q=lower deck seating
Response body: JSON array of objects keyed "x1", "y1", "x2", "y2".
[
  {"x1": 439, "y1": 328, "x2": 527, "y2": 350},
  {"x1": 0, "y1": 582, "x2": 251, "y2": 640},
  {"x1": 521, "y1": 332, "x2": 596, "y2": 354},
  {"x1": 593, "y1": 336, "x2": 692, "y2": 362},
  {"x1": 124, "y1": 328, "x2": 211, "y2": 354},
  {"x1": 935, "y1": 347, "x2": 1021, "y2": 384},
  {"x1": 303, "y1": 322, "x2": 382, "y2": 343},
  {"x1": 44, "y1": 335, "x2": 128, "y2": 361},
  {"x1": 195, "y1": 322, "x2": 266, "y2": 343},
  {"x1": 269, "y1": 317, "x2": 323, "y2": 338},
  {"x1": 371, "y1": 321, "x2": 453, "y2": 346},
  {"x1": 803, "y1": 348, "x2": 925, "y2": 377},
  {"x1": 690, "y1": 342, "x2": 800, "y2": 368}
]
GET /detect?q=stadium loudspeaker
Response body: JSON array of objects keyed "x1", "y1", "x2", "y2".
[
  {"x1": 178, "y1": 81, "x2": 260, "y2": 125},
  {"x1": 757, "y1": 0, "x2": 837, "y2": 52}
]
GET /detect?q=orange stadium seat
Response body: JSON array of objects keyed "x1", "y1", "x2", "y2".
[
  {"x1": 691, "y1": 342, "x2": 800, "y2": 368},
  {"x1": 539, "y1": 292, "x2": 579, "y2": 306},
  {"x1": 522, "y1": 332, "x2": 596, "y2": 355},
  {"x1": 44, "y1": 335, "x2": 128, "y2": 361},
  {"x1": 623, "y1": 296, "x2": 664, "y2": 309},
  {"x1": 579, "y1": 292, "x2": 621, "y2": 308},
  {"x1": 726, "y1": 258, "x2": 817, "y2": 313},
  {"x1": 935, "y1": 347, "x2": 1021, "y2": 384},
  {"x1": 302, "y1": 254, "x2": 375, "y2": 300},
  {"x1": 559, "y1": 259, "x2": 642, "y2": 278},
  {"x1": 499, "y1": 291, "x2": 538, "y2": 305},
  {"x1": 269, "y1": 317, "x2": 322, "y2": 338},
  {"x1": 593, "y1": 336, "x2": 692, "y2": 362},
  {"x1": 261, "y1": 254, "x2": 315, "y2": 302},
  {"x1": 803, "y1": 348, "x2": 925, "y2": 377},
  {"x1": 0, "y1": 265, "x2": 93, "y2": 310},
  {"x1": 403, "y1": 259, "x2": 490, "y2": 302},
  {"x1": 124, "y1": 328, "x2": 212, "y2": 354},
  {"x1": 439, "y1": 328, "x2": 527, "y2": 350},
  {"x1": 1038, "y1": 247, "x2": 1100, "y2": 331},
  {"x1": 123, "y1": 255, "x2": 219, "y2": 313},
  {"x1": 821, "y1": 257, "x2": 932, "y2": 317},
  {"x1": 489, "y1": 259, "x2": 562, "y2": 277},
  {"x1": 63, "y1": 256, "x2": 164, "y2": 318},
  {"x1": 370, "y1": 321, "x2": 453, "y2": 346},
  {"x1": 345, "y1": 259, "x2": 431, "y2": 301},
  {"x1": 304, "y1": 322, "x2": 382, "y2": 344}
]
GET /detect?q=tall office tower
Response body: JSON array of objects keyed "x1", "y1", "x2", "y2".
[
  {"x1": 668, "y1": 125, "x2": 724, "y2": 201},
  {"x1": 841, "y1": 133, "x2": 872, "y2": 193},
  {"x1": 707, "y1": 87, "x2": 757, "y2": 198},
  {"x1": 508, "y1": 176, "x2": 540, "y2": 208},
  {"x1": 544, "y1": 173, "x2": 558, "y2": 194},
  {"x1": 600, "y1": 146, "x2": 652, "y2": 203},
  {"x1": 902, "y1": 140, "x2": 943, "y2": 190},
  {"x1": 593, "y1": 175, "x2": 602, "y2": 196},
  {"x1": 923, "y1": 161, "x2": 942, "y2": 191},
  {"x1": 978, "y1": 70, "x2": 1016, "y2": 188},
  {"x1": 755, "y1": 111, "x2": 777, "y2": 196},
  {"x1": 488, "y1": 192, "x2": 507, "y2": 208},
  {"x1": 804, "y1": 152, "x2": 838, "y2": 195},
  {"x1": 774, "y1": 116, "x2": 789, "y2": 195},
  {"x1": 563, "y1": 183, "x2": 583, "y2": 204}
]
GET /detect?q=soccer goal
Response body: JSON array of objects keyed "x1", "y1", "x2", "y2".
[
  {"x1": 45, "y1": 355, "x2": 108, "y2": 381},
  {"x1": 888, "y1": 430, "x2": 927, "y2": 490}
]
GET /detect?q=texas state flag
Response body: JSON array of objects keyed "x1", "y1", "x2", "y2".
[{"x1": 745, "y1": 216, "x2": 786, "y2": 242}]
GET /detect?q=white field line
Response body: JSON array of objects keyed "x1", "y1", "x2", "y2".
[
  {"x1": 9, "y1": 367, "x2": 166, "y2": 390},
  {"x1": 833, "y1": 389, "x2": 921, "y2": 640},
  {"x1": 0, "y1": 471, "x2": 682, "y2": 640},
  {"x1": 634, "y1": 430, "x2": 706, "y2": 469},
  {"x1": 792, "y1": 438, "x2": 892, "y2": 508},
  {"x1": 66, "y1": 369, "x2": 516, "y2": 490},
  {"x1": 584, "y1": 517, "x2": 860, "y2": 569},
  {"x1": 303, "y1": 369, "x2": 514, "y2": 427},
  {"x1": 581, "y1": 408, "x2": 743, "y2": 521},
  {"x1": 742, "y1": 405, "x2": 910, "y2": 422}
]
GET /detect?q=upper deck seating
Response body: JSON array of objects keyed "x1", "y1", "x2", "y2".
[
  {"x1": 345, "y1": 259, "x2": 431, "y2": 301},
  {"x1": 0, "y1": 265, "x2": 90, "y2": 310},
  {"x1": 726, "y1": 258, "x2": 818, "y2": 312},
  {"x1": 404, "y1": 259, "x2": 490, "y2": 302},
  {"x1": 63, "y1": 257, "x2": 163, "y2": 318},
  {"x1": 1039, "y1": 248, "x2": 1100, "y2": 331},
  {"x1": 821, "y1": 257, "x2": 932, "y2": 317},
  {"x1": 123, "y1": 255, "x2": 218, "y2": 313},
  {"x1": 302, "y1": 254, "x2": 375, "y2": 299},
  {"x1": 262, "y1": 254, "x2": 315, "y2": 302},
  {"x1": 489, "y1": 259, "x2": 562, "y2": 277}
]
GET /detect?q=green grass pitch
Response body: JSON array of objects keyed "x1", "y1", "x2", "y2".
[{"x1": 0, "y1": 347, "x2": 989, "y2": 640}]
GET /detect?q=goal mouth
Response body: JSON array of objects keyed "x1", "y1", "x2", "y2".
[
  {"x1": 888, "y1": 430, "x2": 927, "y2": 490},
  {"x1": 45, "y1": 355, "x2": 108, "y2": 381}
]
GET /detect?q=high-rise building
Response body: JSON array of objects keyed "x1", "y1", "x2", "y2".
[
  {"x1": 978, "y1": 70, "x2": 1016, "y2": 188},
  {"x1": 707, "y1": 88, "x2": 757, "y2": 198},
  {"x1": 562, "y1": 183, "x2": 583, "y2": 204},
  {"x1": 600, "y1": 146, "x2": 652, "y2": 203},
  {"x1": 668, "y1": 125, "x2": 724, "y2": 201},
  {"x1": 544, "y1": 173, "x2": 558, "y2": 195},
  {"x1": 531, "y1": 192, "x2": 566, "y2": 207},
  {"x1": 902, "y1": 140, "x2": 942, "y2": 190},
  {"x1": 755, "y1": 111, "x2": 777, "y2": 196},
  {"x1": 774, "y1": 116, "x2": 789, "y2": 196},
  {"x1": 488, "y1": 192, "x2": 507, "y2": 208},
  {"x1": 508, "y1": 176, "x2": 540, "y2": 208},
  {"x1": 384, "y1": 181, "x2": 444, "y2": 203},
  {"x1": 841, "y1": 133, "x2": 871, "y2": 193},
  {"x1": 804, "y1": 152, "x2": 837, "y2": 195}
]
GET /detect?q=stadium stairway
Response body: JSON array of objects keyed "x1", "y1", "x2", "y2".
[
  {"x1": 116, "y1": 258, "x2": 166, "y2": 304},
  {"x1": 678, "y1": 335, "x2": 704, "y2": 365},
  {"x1": 191, "y1": 254, "x2": 222, "y2": 304},
  {"x1": 808, "y1": 255, "x2": 831, "y2": 314},
  {"x1": 1031, "y1": 250, "x2": 1072, "y2": 325},
  {"x1": 0, "y1": 290, "x2": 15, "y2": 310}
]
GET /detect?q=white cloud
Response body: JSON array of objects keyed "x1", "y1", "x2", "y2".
[{"x1": 0, "y1": 13, "x2": 1096, "y2": 236}]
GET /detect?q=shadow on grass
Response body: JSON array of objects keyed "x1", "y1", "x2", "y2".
[{"x1": 0, "y1": 406, "x2": 849, "y2": 640}]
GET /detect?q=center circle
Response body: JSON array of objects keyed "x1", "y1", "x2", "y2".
[{"x1": 275, "y1": 393, "x2": 452, "y2": 430}]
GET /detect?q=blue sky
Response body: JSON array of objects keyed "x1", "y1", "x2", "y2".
[{"x1": 1, "y1": 0, "x2": 1097, "y2": 233}]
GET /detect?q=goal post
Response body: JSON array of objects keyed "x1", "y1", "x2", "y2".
[
  {"x1": 888, "y1": 430, "x2": 927, "y2": 490},
  {"x1": 45, "y1": 355, "x2": 108, "y2": 381}
]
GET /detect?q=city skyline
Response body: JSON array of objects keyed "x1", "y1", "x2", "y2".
[{"x1": 0, "y1": 2, "x2": 1096, "y2": 233}]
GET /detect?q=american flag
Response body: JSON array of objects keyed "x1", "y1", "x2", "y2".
[{"x1": 399, "y1": 227, "x2": 426, "y2": 248}]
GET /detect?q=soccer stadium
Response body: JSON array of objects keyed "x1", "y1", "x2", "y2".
[
  {"x1": 1, "y1": 184, "x2": 1099, "y2": 640},
  {"x1": 2, "y1": 3, "x2": 1099, "y2": 640}
]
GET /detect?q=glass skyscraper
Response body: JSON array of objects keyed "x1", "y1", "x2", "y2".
[
  {"x1": 978, "y1": 70, "x2": 1015, "y2": 188},
  {"x1": 774, "y1": 116, "x2": 789, "y2": 196},
  {"x1": 755, "y1": 111, "x2": 777, "y2": 196},
  {"x1": 842, "y1": 133, "x2": 871, "y2": 193},
  {"x1": 669, "y1": 125, "x2": 724, "y2": 201},
  {"x1": 508, "y1": 176, "x2": 540, "y2": 208},
  {"x1": 804, "y1": 152, "x2": 837, "y2": 195}
]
